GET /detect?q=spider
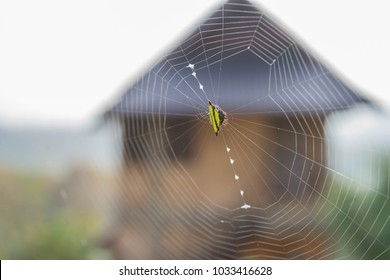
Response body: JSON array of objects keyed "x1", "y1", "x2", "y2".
[{"x1": 208, "y1": 100, "x2": 228, "y2": 136}]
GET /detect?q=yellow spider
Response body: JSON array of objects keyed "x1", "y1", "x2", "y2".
[{"x1": 208, "y1": 100, "x2": 227, "y2": 136}]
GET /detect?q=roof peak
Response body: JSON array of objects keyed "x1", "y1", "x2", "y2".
[{"x1": 107, "y1": 0, "x2": 368, "y2": 117}]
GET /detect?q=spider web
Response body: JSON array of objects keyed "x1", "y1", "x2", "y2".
[{"x1": 105, "y1": 0, "x2": 390, "y2": 259}]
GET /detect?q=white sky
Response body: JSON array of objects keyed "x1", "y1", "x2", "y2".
[{"x1": 1, "y1": 0, "x2": 389, "y2": 127}]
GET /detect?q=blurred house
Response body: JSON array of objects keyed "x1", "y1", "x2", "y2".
[{"x1": 102, "y1": 0, "x2": 369, "y2": 259}]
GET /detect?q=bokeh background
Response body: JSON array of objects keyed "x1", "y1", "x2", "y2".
[{"x1": 0, "y1": 0, "x2": 389, "y2": 259}]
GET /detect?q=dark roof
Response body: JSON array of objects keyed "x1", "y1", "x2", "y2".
[{"x1": 107, "y1": 0, "x2": 368, "y2": 118}]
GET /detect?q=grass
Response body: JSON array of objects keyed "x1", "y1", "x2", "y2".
[{"x1": 0, "y1": 168, "x2": 112, "y2": 259}]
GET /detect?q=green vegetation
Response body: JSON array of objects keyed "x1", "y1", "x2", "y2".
[
  {"x1": 320, "y1": 162, "x2": 390, "y2": 259},
  {"x1": 0, "y1": 169, "x2": 112, "y2": 259}
]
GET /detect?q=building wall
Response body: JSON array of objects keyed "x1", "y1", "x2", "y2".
[{"x1": 104, "y1": 114, "x2": 328, "y2": 259}]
